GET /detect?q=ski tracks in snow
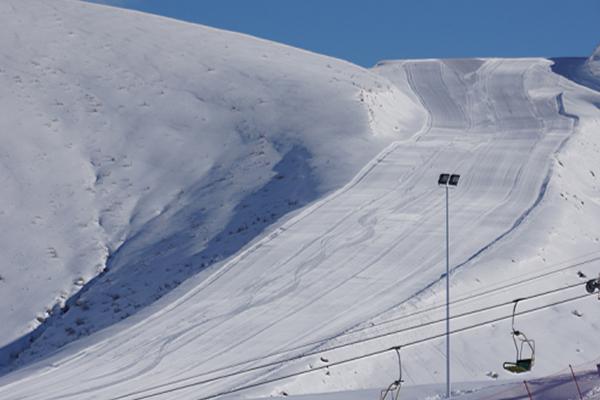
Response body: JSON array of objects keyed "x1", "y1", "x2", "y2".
[
  {"x1": 0, "y1": 58, "x2": 585, "y2": 399},
  {"x1": 356, "y1": 59, "x2": 578, "y2": 329}
]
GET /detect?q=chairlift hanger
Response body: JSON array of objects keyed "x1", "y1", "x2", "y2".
[
  {"x1": 503, "y1": 299, "x2": 535, "y2": 374},
  {"x1": 380, "y1": 347, "x2": 403, "y2": 400}
]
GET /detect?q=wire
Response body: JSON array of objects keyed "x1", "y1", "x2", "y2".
[
  {"x1": 112, "y1": 283, "x2": 592, "y2": 400},
  {"x1": 112, "y1": 281, "x2": 588, "y2": 400},
  {"x1": 106, "y1": 254, "x2": 600, "y2": 400},
  {"x1": 356, "y1": 254, "x2": 600, "y2": 333},
  {"x1": 187, "y1": 292, "x2": 594, "y2": 400}
]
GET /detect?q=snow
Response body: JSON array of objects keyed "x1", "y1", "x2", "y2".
[
  {"x1": 279, "y1": 369, "x2": 600, "y2": 400},
  {"x1": 551, "y1": 43, "x2": 600, "y2": 92},
  {"x1": 586, "y1": 44, "x2": 600, "y2": 78},
  {"x1": 0, "y1": 1, "x2": 599, "y2": 400},
  {"x1": 0, "y1": 0, "x2": 422, "y2": 366}
]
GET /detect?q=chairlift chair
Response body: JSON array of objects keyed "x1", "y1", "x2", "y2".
[{"x1": 503, "y1": 299, "x2": 535, "y2": 374}]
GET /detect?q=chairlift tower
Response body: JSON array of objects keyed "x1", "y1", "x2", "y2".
[{"x1": 438, "y1": 173, "x2": 460, "y2": 398}]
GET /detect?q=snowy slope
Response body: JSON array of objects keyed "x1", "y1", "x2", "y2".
[
  {"x1": 1, "y1": 1, "x2": 600, "y2": 400},
  {"x1": 0, "y1": 0, "x2": 423, "y2": 367},
  {"x1": 271, "y1": 55, "x2": 600, "y2": 399},
  {"x1": 277, "y1": 360, "x2": 600, "y2": 400},
  {"x1": 552, "y1": 43, "x2": 600, "y2": 91},
  {"x1": 281, "y1": 366, "x2": 600, "y2": 400},
  {"x1": 586, "y1": 44, "x2": 600, "y2": 78},
  {"x1": 250, "y1": 59, "x2": 600, "y2": 398}
]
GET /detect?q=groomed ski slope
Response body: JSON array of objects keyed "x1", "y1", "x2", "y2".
[
  {"x1": 273, "y1": 56, "x2": 600, "y2": 400},
  {"x1": 1, "y1": 1, "x2": 600, "y2": 400}
]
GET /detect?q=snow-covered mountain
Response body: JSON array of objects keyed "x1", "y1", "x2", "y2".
[
  {"x1": 551, "y1": 43, "x2": 600, "y2": 92},
  {"x1": 586, "y1": 44, "x2": 600, "y2": 75},
  {"x1": 0, "y1": 0, "x2": 422, "y2": 367},
  {"x1": 0, "y1": 1, "x2": 599, "y2": 399}
]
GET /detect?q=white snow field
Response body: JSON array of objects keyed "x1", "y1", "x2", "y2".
[
  {"x1": 0, "y1": 0, "x2": 423, "y2": 368},
  {"x1": 277, "y1": 360, "x2": 600, "y2": 400},
  {"x1": 0, "y1": 1, "x2": 599, "y2": 400}
]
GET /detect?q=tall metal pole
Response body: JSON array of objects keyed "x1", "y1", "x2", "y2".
[
  {"x1": 445, "y1": 184, "x2": 450, "y2": 399},
  {"x1": 438, "y1": 173, "x2": 459, "y2": 398}
]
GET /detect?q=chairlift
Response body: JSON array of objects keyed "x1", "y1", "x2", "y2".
[
  {"x1": 585, "y1": 276, "x2": 600, "y2": 299},
  {"x1": 380, "y1": 347, "x2": 403, "y2": 400},
  {"x1": 503, "y1": 299, "x2": 535, "y2": 374}
]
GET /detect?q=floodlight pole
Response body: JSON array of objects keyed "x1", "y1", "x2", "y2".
[
  {"x1": 445, "y1": 183, "x2": 450, "y2": 399},
  {"x1": 438, "y1": 173, "x2": 459, "y2": 399}
]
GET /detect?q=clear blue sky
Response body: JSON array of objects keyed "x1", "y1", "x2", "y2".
[{"x1": 91, "y1": 0, "x2": 599, "y2": 67}]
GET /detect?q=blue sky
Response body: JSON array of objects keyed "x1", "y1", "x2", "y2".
[{"x1": 90, "y1": 0, "x2": 599, "y2": 67}]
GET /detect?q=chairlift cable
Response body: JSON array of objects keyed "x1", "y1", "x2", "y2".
[
  {"x1": 106, "y1": 255, "x2": 600, "y2": 400},
  {"x1": 111, "y1": 281, "x2": 585, "y2": 400},
  {"x1": 354, "y1": 254, "x2": 600, "y2": 335},
  {"x1": 114, "y1": 287, "x2": 593, "y2": 400},
  {"x1": 185, "y1": 292, "x2": 593, "y2": 400}
]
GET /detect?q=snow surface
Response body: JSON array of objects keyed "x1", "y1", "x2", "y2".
[
  {"x1": 0, "y1": 1, "x2": 600, "y2": 400},
  {"x1": 551, "y1": 43, "x2": 600, "y2": 92},
  {"x1": 586, "y1": 44, "x2": 600, "y2": 78},
  {"x1": 0, "y1": 0, "x2": 423, "y2": 366},
  {"x1": 267, "y1": 364, "x2": 600, "y2": 400}
]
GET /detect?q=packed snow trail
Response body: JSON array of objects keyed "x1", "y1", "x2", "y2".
[{"x1": 0, "y1": 53, "x2": 590, "y2": 400}]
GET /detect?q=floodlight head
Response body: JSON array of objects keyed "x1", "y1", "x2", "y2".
[
  {"x1": 438, "y1": 174, "x2": 450, "y2": 185},
  {"x1": 449, "y1": 174, "x2": 460, "y2": 186}
]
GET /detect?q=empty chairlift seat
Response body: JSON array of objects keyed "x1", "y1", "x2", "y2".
[{"x1": 503, "y1": 299, "x2": 535, "y2": 374}]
